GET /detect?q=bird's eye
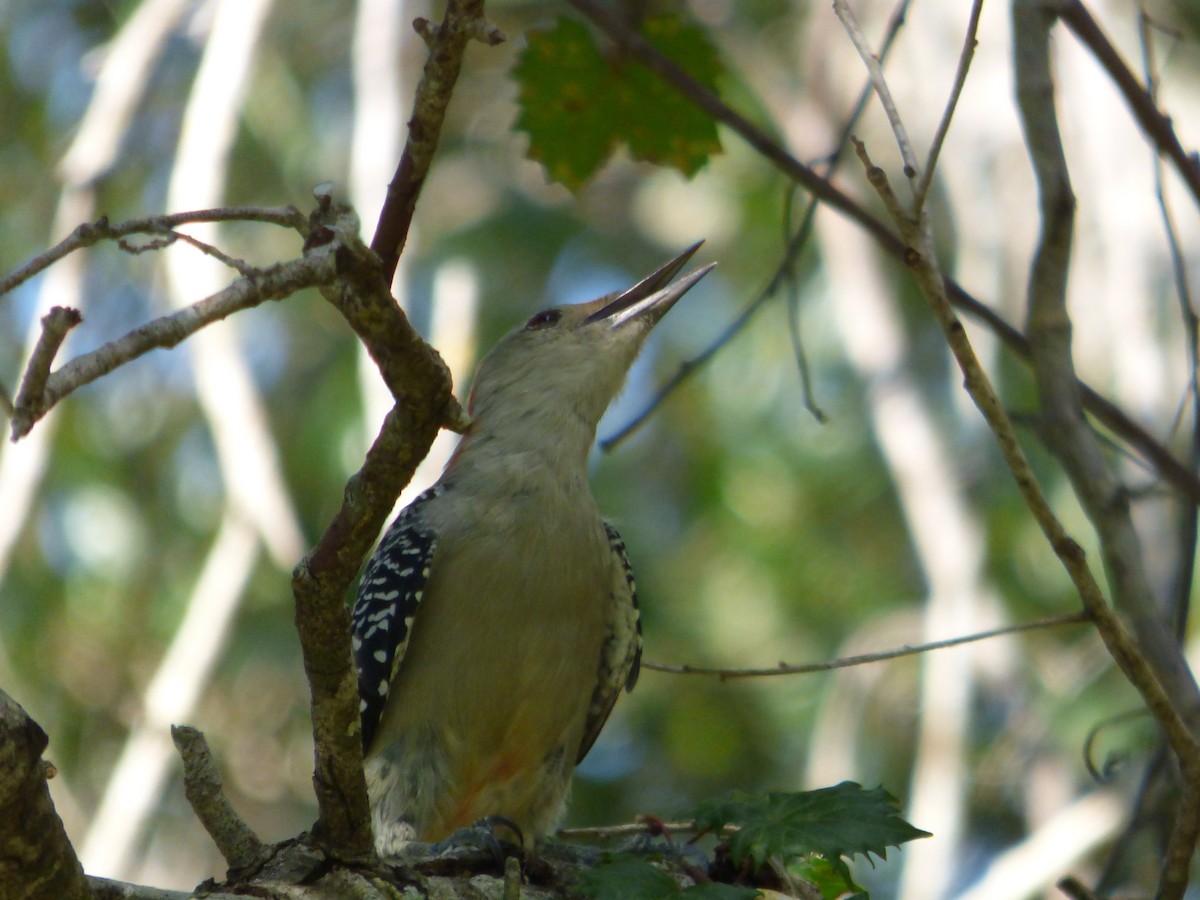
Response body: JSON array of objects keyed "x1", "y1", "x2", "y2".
[{"x1": 524, "y1": 309, "x2": 562, "y2": 331}]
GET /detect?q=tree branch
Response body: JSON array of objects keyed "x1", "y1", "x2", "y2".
[
  {"x1": 0, "y1": 206, "x2": 307, "y2": 300},
  {"x1": 602, "y1": 0, "x2": 913, "y2": 447},
  {"x1": 0, "y1": 690, "x2": 88, "y2": 900},
  {"x1": 1058, "y1": 0, "x2": 1200, "y2": 209},
  {"x1": 172, "y1": 725, "x2": 266, "y2": 874},
  {"x1": 11, "y1": 306, "x2": 82, "y2": 425},
  {"x1": 290, "y1": 198, "x2": 463, "y2": 859},
  {"x1": 643, "y1": 611, "x2": 1090, "y2": 680},
  {"x1": 369, "y1": 0, "x2": 504, "y2": 283},
  {"x1": 8, "y1": 246, "x2": 340, "y2": 441},
  {"x1": 833, "y1": 0, "x2": 920, "y2": 189},
  {"x1": 845, "y1": 106, "x2": 1200, "y2": 824},
  {"x1": 1013, "y1": 3, "x2": 1200, "y2": 894}
]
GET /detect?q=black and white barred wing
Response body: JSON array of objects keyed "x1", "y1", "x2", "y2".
[
  {"x1": 351, "y1": 486, "x2": 441, "y2": 752},
  {"x1": 577, "y1": 520, "x2": 644, "y2": 763}
]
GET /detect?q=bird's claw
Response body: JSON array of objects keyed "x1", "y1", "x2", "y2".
[{"x1": 430, "y1": 815, "x2": 524, "y2": 868}]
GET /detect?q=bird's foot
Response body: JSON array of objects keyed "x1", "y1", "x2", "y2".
[{"x1": 429, "y1": 815, "x2": 524, "y2": 868}]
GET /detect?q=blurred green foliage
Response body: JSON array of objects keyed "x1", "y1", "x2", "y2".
[{"x1": 515, "y1": 15, "x2": 721, "y2": 190}]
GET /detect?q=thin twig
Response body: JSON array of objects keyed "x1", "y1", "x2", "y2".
[
  {"x1": 1138, "y1": 11, "x2": 1198, "y2": 641},
  {"x1": 0, "y1": 206, "x2": 307, "y2": 300},
  {"x1": 171, "y1": 725, "x2": 265, "y2": 872},
  {"x1": 9, "y1": 250, "x2": 339, "y2": 441},
  {"x1": 833, "y1": 0, "x2": 920, "y2": 186},
  {"x1": 161, "y1": 230, "x2": 256, "y2": 277},
  {"x1": 369, "y1": 1, "x2": 504, "y2": 282},
  {"x1": 644, "y1": 611, "x2": 1089, "y2": 680},
  {"x1": 1058, "y1": 0, "x2": 1200, "y2": 209},
  {"x1": 914, "y1": 0, "x2": 985, "y2": 213},
  {"x1": 557, "y1": 820, "x2": 698, "y2": 841},
  {"x1": 602, "y1": 0, "x2": 907, "y2": 447},
  {"x1": 1081, "y1": 707, "x2": 1151, "y2": 782}
]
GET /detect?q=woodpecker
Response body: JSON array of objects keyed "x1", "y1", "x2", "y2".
[{"x1": 350, "y1": 243, "x2": 714, "y2": 855}]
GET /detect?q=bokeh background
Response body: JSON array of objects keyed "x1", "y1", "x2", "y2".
[{"x1": 2, "y1": 0, "x2": 1199, "y2": 896}]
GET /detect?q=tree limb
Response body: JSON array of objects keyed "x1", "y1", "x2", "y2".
[
  {"x1": 0, "y1": 207, "x2": 307, "y2": 300},
  {"x1": 1058, "y1": 0, "x2": 1200, "y2": 209},
  {"x1": 289, "y1": 198, "x2": 463, "y2": 859},
  {"x1": 369, "y1": 0, "x2": 504, "y2": 282},
  {"x1": 1013, "y1": 3, "x2": 1200, "y2": 894},
  {"x1": 0, "y1": 689, "x2": 88, "y2": 900},
  {"x1": 171, "y1": 725, "x2": 266, "y2": 874},
  {"x1": 8, "y1": 246, "x2": 340, "y2": 441}
]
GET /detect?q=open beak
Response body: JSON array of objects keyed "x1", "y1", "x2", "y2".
[{"x1": 584, "y1": 241, "x2": 716, "y2": 329}]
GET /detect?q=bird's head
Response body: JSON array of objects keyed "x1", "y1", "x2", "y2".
[{"x1": 465, "y1": 243, "x2": 715, "y2": 439}]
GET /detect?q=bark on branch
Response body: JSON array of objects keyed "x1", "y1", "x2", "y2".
[
  {"x1": 172, "y1": 725, "x2": 266, "y2": 874},
  {"x1": 289, "y1": 196, "x2": 463, "y2": 860},
  {"x1": 0, "y1": 689, "x2": 89, "y2": 900},
  {"x1": 369, "y1": 0, "x2": 504, "y2": 282}
]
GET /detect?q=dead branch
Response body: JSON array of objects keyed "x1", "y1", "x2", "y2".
[
  {"x1": 8, "y1": 246, "x2": 340, "y2": 441},
  {"x1": 171, "y1": 725, "x2": 266, "y2": 873},
  {"x1": 0, "y1": 206, "x2": 307, "y2": 300}
]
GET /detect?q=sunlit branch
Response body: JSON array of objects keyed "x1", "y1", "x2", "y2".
[
  {"x1": 0, "y1": 206, "x2": 307, "y2": 300},
  {"x1": 8, "y1": 248, "x2": 339, "y2": 441}
]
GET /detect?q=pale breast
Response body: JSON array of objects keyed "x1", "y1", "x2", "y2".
[{"x1": 377, "y1": 481, "x2": 613, "y2": 785}]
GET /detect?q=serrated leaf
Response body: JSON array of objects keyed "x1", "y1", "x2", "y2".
[
  {"x1": 513, "y1": 18, "x2": 618, "y2": 190},
  {"x1": 620, "y1": 14, "x2": 722, "y2": 175},
  {"x1": 576, "y1": 855, "x2": 682, "y2": 900},
  {"x1": 692, "y1": 782, "x2": 931, "y2": 870},
  {"x1": 514, "y1": 15, "x2": 722, "y2": 191}
]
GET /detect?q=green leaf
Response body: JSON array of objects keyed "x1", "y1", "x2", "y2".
[
  {"x1": 791, "y1": 855, "x2": 869, "y2": 900},
  {"x1": 692, "y1": 782, "x2": 931, "y2": 871},
  {"x1": 514, "y1": 15, "x2": 722, "y2": 191},
  {"x1": 576, "y1": 856, "x2": 682, "y2": 900}
]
